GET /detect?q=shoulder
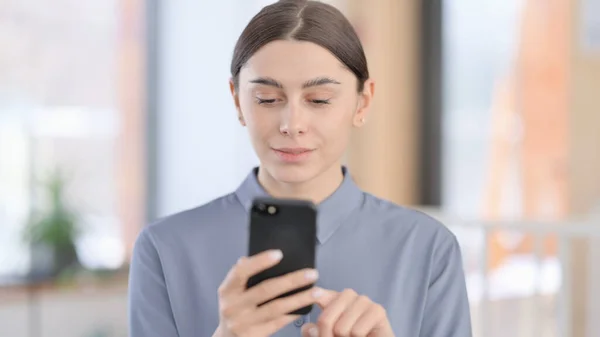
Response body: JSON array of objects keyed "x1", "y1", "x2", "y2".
[
  {"x1": 361, "y1": 193, "x2": 458, "y2": 248},
  {"x1": 359, "y1": 193, "x2": 464, "y2": 278},
  {"x1": 135, "y1": 192, "x2": 242, "y2": 247}
]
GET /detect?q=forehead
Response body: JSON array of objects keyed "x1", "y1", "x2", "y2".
[{"x1": 240, "y1": 40, "x2": 353, "y2": 86}]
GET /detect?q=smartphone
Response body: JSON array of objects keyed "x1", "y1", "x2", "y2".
[{"x1": 246, "y1": 197, "x2": 317, "y2": 316}]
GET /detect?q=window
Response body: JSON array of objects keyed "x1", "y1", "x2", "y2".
[{"x1": 0, "y1": 0, "x2": 146, "y2": 279}]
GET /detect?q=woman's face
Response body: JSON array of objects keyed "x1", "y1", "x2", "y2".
[{"x1": 231, "y1": 40, "x2": 374, "y2": 184}]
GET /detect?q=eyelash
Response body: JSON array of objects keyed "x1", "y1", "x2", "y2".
[
  {"x1": 256, "y1": 98, "x2": 276, "y2": 105},
  {"x1": 256, "y1": 98, "x2": 331, "y2": 105}
]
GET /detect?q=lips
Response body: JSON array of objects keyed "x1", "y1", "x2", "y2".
[
  {"x1": 275, "y1": 148, "x2": 313, "y2": 154},
  {"x1": 272, "y1": 147, "x2": 314, "y2": 163}
]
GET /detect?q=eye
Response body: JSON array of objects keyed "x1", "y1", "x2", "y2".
[
  {"x1": 256, "y1": 98, "x2": 277, "y2": 105},
  {"x1": 310, "y1": 99, "x2": 331, "y2": 105}
]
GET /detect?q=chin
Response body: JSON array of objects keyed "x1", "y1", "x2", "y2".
[{"x1": 264, "y1": 163, "x2": 320, "y2": 184}]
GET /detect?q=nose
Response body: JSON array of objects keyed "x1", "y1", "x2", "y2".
[{"x1": 279, "y1": 102, "x2": 308, "y2": 137}]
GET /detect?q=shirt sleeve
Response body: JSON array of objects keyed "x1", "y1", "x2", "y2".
[
  {"x1": 128, "y1": 228, "x2": 180, "y2": 337},
  {"x1": 420, "y1": 234, "x2": 473, "y2": 337}
]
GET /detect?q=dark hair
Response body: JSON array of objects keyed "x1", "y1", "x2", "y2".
[{"x1": 230, "y1": 0, "x2": 369, "y2": 92}]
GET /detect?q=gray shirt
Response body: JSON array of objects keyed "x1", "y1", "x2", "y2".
[{"x1": 128, "y1": 167, "x2": 472, "y2": 337}]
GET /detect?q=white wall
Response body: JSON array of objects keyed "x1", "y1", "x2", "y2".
[{"x1": 157, "y1": 1, "x2": 280, "y2": 216}]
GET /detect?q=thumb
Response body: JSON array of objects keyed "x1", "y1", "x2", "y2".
[{"x1": 301, "y1": 322, "x2": 319, "y2": 337}]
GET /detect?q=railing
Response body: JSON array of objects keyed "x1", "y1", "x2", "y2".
[{"x1": 419, "y1": 207, "x2": 600, "y2": 337}]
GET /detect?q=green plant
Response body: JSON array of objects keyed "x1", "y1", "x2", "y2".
[{"x1": 24, "y1": 169, "x2": 82, "y2": 277}]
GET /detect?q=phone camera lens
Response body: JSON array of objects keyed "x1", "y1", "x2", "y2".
[{"x1": 257, "y1": 204, "x2": 266, "y2": 211}]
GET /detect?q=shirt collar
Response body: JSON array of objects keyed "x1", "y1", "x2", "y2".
[{"x1": 234, "y1": 166, "x2": 364, "y2": 244}]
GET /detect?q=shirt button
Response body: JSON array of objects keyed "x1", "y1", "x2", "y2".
[{"x1": 294, "y1": 317, "x2": 305, "y2": 327}]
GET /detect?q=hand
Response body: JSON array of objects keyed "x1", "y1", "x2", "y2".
[
  {"x1": 213, "y1": 249, "x2": 323, "y2": 337},
  {"x1": 301, "y1": 289, "x2": 394, "y2": 337}
]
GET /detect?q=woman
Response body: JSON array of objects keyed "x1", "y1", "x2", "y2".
[{"x1": 128, "y1": 1, "x2": 472, "y2": 336}]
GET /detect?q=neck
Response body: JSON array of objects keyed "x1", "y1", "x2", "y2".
[{"x1": 257, "y1": 164, "x2": 344, "y2": 204}]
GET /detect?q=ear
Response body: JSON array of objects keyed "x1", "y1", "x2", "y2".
[
  {"x1": 230, "y1": 78, "x2": 246, "y2": 126},
  {"x1": 353, "y1": 78, "x2": 375, "y2": 127}
]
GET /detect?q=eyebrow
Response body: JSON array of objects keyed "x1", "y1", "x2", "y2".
[
  {"x1": 302, "y1": 77, "x2": 341, "y2": 88},
  {"x1": 248, "y1": 76, "x2": 341, "y2": 89},
  {"x1": 249, "y1": 77, "x2": 283, "y2": 88}
]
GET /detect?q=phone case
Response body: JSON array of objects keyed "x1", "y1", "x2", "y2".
[{"x1": 246, "y1": 197, "x2": 317, "y2": 316}]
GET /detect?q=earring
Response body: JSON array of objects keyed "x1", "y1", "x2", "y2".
[{"x1": 360, "y1": 117, "x2": 366, "y2": 124}]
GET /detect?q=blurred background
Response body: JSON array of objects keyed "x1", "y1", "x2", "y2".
[{"x1": 0, "y1": 0, "x2": 599, "y2": 336}]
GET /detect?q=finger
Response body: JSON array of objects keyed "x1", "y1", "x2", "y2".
[
  {"x1": 238, "y1": 286, "x2": 325, "y2": 325},
  {"x1": 333, "y1": 295, "x2": 372, "y2": 337},
  {"x1": 242, "y1": 268, "x2": 319, "y2": 307},
  {"x1": 314, "y1": 289, "x2": 338, "y2": 308},
  {"x1": 219, "y1": 249, "x2": 283, "y2": 296},
  {"x1": 250, "y1": 314, "x2": 300, "y2": 336},
  {"x1": 317, "y1": 289, "x2": 358, "y2": 337},
  {"x1": 223, "y1": 268, "x2": 318, "y2": 318},
  {"x1": 301, "y1": 323, "x2": 319, "y2": 337},
  {"x1": 350, "y1": 303, "x2": 388, "y2": 337}
]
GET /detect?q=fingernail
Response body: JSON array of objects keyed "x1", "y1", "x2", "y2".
[
  {"x1": 312, "y1": 288, "x2": 323, "y2": 298},
  {"x1": 305, "y1": 269, "x2": 319, "y2": 280},
  {"x1": 269, "y1": 250, "x2": 283, "y2": 261},
  {"x1": 309, "y1": 326, "x2": 319, "y2": 337}
]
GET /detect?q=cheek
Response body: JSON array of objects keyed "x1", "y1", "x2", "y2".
[
  {"x1": 326, "y1": 102, "x2": 356, "y2": 127},
  {"x1": 240, "y1": 95, "x2": 263, "y2": 123},
  {"x1": 316, "y1": 108, "x2": 354, "y2": 148},
  {"x1": 241, "y1": 107, "x2": 279, "y2": 143},
  {"x1": 246, "y1": 115, "x2": 273, "y2": 137}
]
